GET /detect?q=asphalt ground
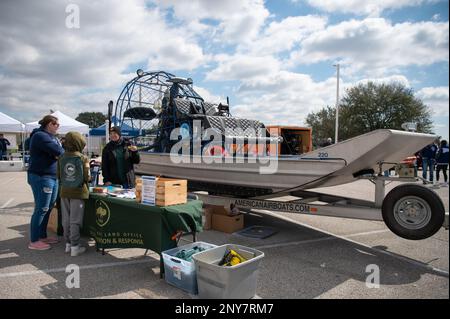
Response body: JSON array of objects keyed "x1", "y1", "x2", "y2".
[{"x1": 0, "y1": 171, "x2": 448, "y2": 299}]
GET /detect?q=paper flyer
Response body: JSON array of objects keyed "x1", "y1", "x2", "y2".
[{"x1": 141, "y1": 175, "x2": 156, "y2": 206}]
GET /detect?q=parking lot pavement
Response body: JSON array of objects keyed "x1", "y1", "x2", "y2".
[
  {"x1": 0, "y1": 171, "x2": 448, "y2": 299},
  {"x1": 275, "y1": 179, "x2": 449, "y2": 273}
]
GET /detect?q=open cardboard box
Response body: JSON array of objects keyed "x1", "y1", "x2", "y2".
[
  {"x1": 211, "y1": 213, "x2": 244, "y2": 233},
  {"x1": 203, "y1": 204, "x2": 244, "y2": 233},
  {"x1": 203, "y1": 204, "x2": 231, "y2": 231}
]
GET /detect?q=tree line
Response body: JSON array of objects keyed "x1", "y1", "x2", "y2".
[{"x1": 306, "y1": 81, "x2": 433, "y2": 147}]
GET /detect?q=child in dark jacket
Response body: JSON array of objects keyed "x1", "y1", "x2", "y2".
[
  {"x1": 57, "y1": 131, "x2": 90, "y2": 256},
  {"x1": 436, "y1": 140, "x2": 449, "y2": 186}
]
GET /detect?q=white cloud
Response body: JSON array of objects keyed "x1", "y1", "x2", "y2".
[
  {"x1": 240, "y1": 15, "x2": 328, "y2": 55},
  {"x1": 301, "y1": 0, "x2": 439, "y2": 17},
  {"x1": 0, "y1": 0, "x2": 447, "y2": 138},
  {"x1": 356, "y1": 75, "x2": 411, "y2": 87},
  {"x1": 193, "y1": 86, "x2": 226, "y2": 104},
  {"x1": 289, "y1": 18, "x2": 449, "y2": 76},
  {"x1": 0, "y1": 73, "x2": 120, "y2": 123},
  {"x1": 230, "y1": 71, "x2": 338, "y2": 126},
  {"x1": 229, "y1": 72, "x2": 443, "y2": 129},
  {"x1": 432, "y1": 14, "x2": 441, "y2": 21},
  {"x1": 148, "y1": 39, "x2": 210, "y2": 71},
  {"x1": 417, "y1": 86, "x2": 449, "y2": 116},
  {"x1": 155, "y1": 0, "x2": 269, "y2": 44},
  {"x1": 0, "y1": 0, "x2": 207, "y2": 120},
  {"x1": 206, "y1": 55, "x2": 281, "y2": 81}
]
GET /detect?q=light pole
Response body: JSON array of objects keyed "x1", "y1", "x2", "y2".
[{"x1": 333, "y1": 63, "x2": 340, "y2": 144}]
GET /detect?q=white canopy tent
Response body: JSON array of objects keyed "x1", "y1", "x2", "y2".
[
  {"x1": 0, "y1": 111, "x2": 25, "y2": 133},
  {"x1": 25, "y1": 110, "x2": 89, "y2": 135},
  {"x1": 0, "y1": 111, "x2": 25, "y2": 166}
]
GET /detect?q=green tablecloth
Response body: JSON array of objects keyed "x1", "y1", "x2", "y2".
[{"x1": 83, "y1": 194, "x2": 203, "y2": 259}]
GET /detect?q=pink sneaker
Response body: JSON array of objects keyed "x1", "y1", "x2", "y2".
[
  {"x1": 40, "y1": 237, "x2": 59, "y2": 244},
  {"x1": 28, "y1": 241, "x2": 51, "y2": 250}
]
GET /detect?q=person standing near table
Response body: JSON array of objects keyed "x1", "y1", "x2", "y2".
[
  {"x1": 0, "y1": 133, "x2": 10, "y2": 160},
  {"x1": 27, "y1": 115, "x2": 64, "y2": 250},
  {"x1": 58, "y1": 131, "x2": 90, "y2": 256},
  {"x1": 436, "y1": 140, "x2": 449, "y2": 186},
  {"x1": 420, "y1": 142, "x2": 438, "y2": 184},
  {"x1": 101, "y1": 126, "x2": 140, "y2": 188}
]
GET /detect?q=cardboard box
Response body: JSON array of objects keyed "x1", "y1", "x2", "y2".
[
  {"x1": 204, "y1": 204, "x2": 233, "y2": 215},
  {"x1": 211, "y1": 213, "x2": 244, "y2": 233},
  {"x1": 203, "y1": 207, "x2": 213, "y2": 230},
  {"x1": 47, "y1": 208, "x2": 58, "y2": 234},
  {"x1": 156, "y1": 178, "x2": 187, "y2": 206}
]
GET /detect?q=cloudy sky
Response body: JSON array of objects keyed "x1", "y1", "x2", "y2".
[{"x1": 0, "y1": 0, "x2": 448, "y2": 139}]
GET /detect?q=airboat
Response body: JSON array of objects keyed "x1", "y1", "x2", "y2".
[{"x1": 112, "y1": 70, "x2": 447, "y2": 240}]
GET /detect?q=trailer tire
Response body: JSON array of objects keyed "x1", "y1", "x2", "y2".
[{"x1": 382, "y1": 184, "x2": 445, "y2": 240}]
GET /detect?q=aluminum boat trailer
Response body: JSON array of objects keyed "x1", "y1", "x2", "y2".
[{"x1": 191, "y1": 175, "x2": 448, "y2": 240}]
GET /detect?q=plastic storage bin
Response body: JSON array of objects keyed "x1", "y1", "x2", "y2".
[
  {"x1": 192, "y1": 244, "x2": 265, "y2": 299},
  {"x1": 162, "y1": 241, "x2": 217, "y2": 294}
]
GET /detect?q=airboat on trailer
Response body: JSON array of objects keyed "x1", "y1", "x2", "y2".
[{"x1": 112, "y1": 70, "x2": 448, "y2": 240}]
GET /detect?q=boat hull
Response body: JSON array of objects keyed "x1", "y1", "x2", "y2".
[
  {"x1": 135, "y1": 129, "x2": 437, "y2": 192},
  {"x1": 135, "y1": 153, "x2": 345, "y2": 191}
]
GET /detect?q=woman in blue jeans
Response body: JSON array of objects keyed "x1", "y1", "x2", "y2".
[{"x1": 27, "y1": 115, "x2": 64, "y2": 250}]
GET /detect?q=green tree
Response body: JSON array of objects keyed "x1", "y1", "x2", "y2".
[
  {"x1": 76, "y1": 112, "x2": 107, "y2": 128},
  {"x1": 306, "y1": 82, "x2": 433, "y2": 144},
  {"x1": 305, "y1": 106, "x2": 336, "y2": 147}
]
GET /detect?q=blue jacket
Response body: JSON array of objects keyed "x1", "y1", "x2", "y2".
[
  {"x1": 420, "y1": 144, "x2": 437, "y2": 159},
  {"x1": 28, "y1": 128, "x2": 64, "y2": 177},
  {"x1": 436, "y1": 145, "x2": 449, "y2": 165}
]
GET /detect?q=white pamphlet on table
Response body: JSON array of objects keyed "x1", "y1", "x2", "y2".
[{"x1": 141, "y1": 175, "x2": 156, "y2": 206}]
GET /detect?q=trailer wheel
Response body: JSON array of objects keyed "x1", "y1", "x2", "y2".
[{"x1": 382, "y1": 184, "x2": 445, "y2": 240}]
